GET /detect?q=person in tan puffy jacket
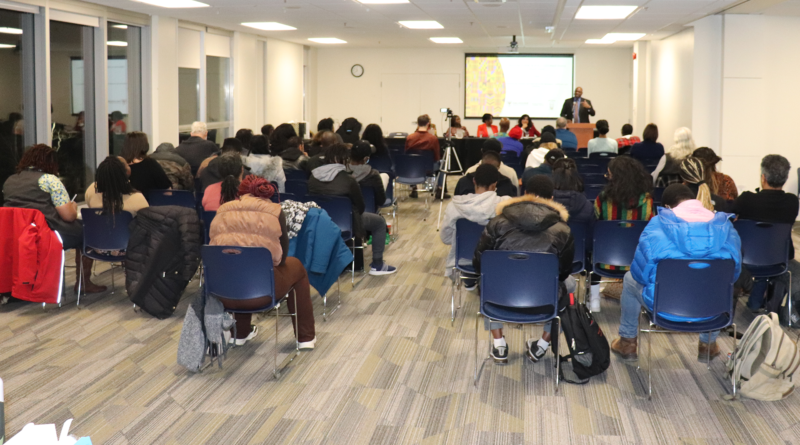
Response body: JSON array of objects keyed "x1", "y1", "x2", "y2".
[{"x1": 209, "y1": 174, "x2": 316, "y2": 348}]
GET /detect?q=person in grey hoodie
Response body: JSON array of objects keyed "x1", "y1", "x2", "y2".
[
  {"x1": 308, "y1": 143, "x2": 398, "y2": 276},
  {"x1": 349, "y1": 141, "x2": 387, "y2": 210},
  {"x1": 150, "y1": 142, "x2": 195, "y2": 191}
]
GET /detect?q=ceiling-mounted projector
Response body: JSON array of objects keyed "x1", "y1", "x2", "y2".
[{"x1": 508, "y1": 35, "x2": 519, "y2": 53}]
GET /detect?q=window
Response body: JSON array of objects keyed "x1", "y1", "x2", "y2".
[
  {"x1": 179, "y1": 67, "x2": 199, "y2": 127},
  {"x1": 106, "y1": 22, "x2": 142, "y2": 155},
  {"x1": 205, "y1": 55, "x2": 230, "y2": 145},
  {"x1": 0, "y1": 8, "x2": 35, "y2": 202},
  {"x1": 50, "y1": 20, "x2": 95, "y2": 199}
]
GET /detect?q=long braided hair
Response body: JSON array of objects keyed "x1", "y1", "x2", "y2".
[
  {"x1": 679, "y1": 157, "x2": 714, "y2": 211},
  {"x1": 218, "y1": 154, "x2": 244, "y2": 205},
  {"x1": 95, "y1": 156, "x2": 134, "y2": 215}
]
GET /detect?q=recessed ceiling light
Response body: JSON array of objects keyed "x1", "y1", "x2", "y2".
[
  {"x1": 107, "y1": 41, "x2": 128, "y2": 46},
  {"x1": 0, "y1": 43, "x2": 15, "y2": 48},
  {"x1": 0, "y1": 27, "x2": 22, "y2": 34},
  {"x1": 358, "y1": 0, "x2": 409, "y2": 3},
  {"x1": 430, "y1": 37, "x2": 462, "y2": 44},
  {"x1": 112, "y1": 24, "x2": 128, "y2": 29},
  {"x1": 309, "y1": 38, "x2": 347, "y2": 44},
  {"x1": 604, "y1": 32, "x2": 645, "y2": 41},
  {"x1": 242, "y1": 22, "x2": 297, "y2": 31},
  {"x1": 133, "y1": 0, "x2": 209, "y2": 8},
  {"x1": 399, "y1": 21, "x2": 443, "y2": 29},
  {"x1": 575, "y1": 5, "x2": 637, "y2": 20},
  {"x1": 585, "y1": 38, "x2": 614, "y2": 44}
]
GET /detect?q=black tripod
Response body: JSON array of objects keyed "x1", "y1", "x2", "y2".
[{"x1": 436, "y1": 114, "x2": 464, "y2": 231}]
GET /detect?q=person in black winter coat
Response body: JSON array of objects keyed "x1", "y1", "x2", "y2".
[
  {"x1": 349, "y1": 141, "x2": 386, "y2": 209},
  {"x1": 473, "y1": 174, "x2": 575, "y2": 364},
  {"x1": 454, "y1": 151, "x2": 517, "y2": 197}
]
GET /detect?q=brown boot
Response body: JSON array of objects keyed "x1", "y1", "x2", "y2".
[
  {"x1": 611, "y1": 337, "x2": 638, "y2": 361},
  {"x1": 698, "y1": 341, "x2": 721, "y2": 362},
  {"x1": 74, "y1": 252, "x2": 107, "y2": 294}
]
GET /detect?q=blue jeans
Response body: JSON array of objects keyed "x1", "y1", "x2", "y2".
[
  {"x1": 619, "y1": 272, "x2": 719, "y2": 344},
  {"x1": 746, "y1": 259, "x2": 800, "y2": 310}
]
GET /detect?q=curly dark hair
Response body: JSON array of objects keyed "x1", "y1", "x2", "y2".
[
  {"x1": 95, "y1": 156, "x2": 134, "y2": 215},
  {"x1": 269, "y1": 123, "x2": 298, "y2": 155},
  {"x1": 361, "y1": 124, "x2": 387, "y2": 156},
  {"x1": 16, "y1": 144, "x2": 59, "y2": 174},
  {"x1": 602, "y1": 156, "x2": 652, "y2": 206}
]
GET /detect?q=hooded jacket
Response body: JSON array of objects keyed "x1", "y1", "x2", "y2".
[
  {"x1": 553, "y1": 190, "x2": 595, "y2": 226},
  {"x1": 473, "y1": 194, "x2": 574, "y2": 282},
  {"x1": 308, "y1": 164, "x2": 367, "y2": 237},
  {"x1": 350, "y1": 164, "x2": 386, "y2": 209},
  {"x1": 440, "y1": 191, "x2": 510, "y2": 275},
  {"x1": 149, "y1": 143, "x2": 195, "y2": 191},
  {"x1": 280, "y1": 147, "x2": 309, "y2": 171},
  {"x1": 630, "y1": 207, "x2": 741, "y2": 322}
]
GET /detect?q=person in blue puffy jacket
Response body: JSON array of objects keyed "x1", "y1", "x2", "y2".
[{"x1": 610, "y1": 184, "x2": 741, "y2": 363}]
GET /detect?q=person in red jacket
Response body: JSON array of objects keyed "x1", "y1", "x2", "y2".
[{"x1": 476, "y1": 114, "x2": 499, "y2": 138}]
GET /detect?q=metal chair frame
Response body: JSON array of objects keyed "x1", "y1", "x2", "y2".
[
  {"x1": 78, "y1": 209, "x2": 133, "y2": 306},
  {"x1": 451, "y1": 219, "x2": 485, "y2": 325}
]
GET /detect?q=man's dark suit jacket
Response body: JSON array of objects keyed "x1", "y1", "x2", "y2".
[{"x1": 560, "y1": 97, "x2": 595, "y2": 123}]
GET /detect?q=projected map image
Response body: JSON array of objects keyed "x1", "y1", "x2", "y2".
[{"x1": 465, "y1": 55, "x2": 573, "y2": 119}]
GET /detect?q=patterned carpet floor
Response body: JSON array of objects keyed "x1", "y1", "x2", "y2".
[{"x1": 2, "y1": 182, "x2": 800, "y2": 444}]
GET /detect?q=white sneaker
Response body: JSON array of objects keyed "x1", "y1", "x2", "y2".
[
  {"x1": 229, "y1": 325, "x2": 259, "y2": 346},
  {"x1": 298, "y1": 336, "x2": 316, "y2": 350}
]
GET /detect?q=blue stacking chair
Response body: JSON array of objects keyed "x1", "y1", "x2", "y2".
[
  {"x1": 588, "y1": 152, "x2": 617, "y2": 161},
  {"x1": 79, "y1": 209, "x2": 133, "y2": 305},
  {"x1": 368, "y1": 155, "x2": 394, "y2": 175},
  {"x1": 582, "y1": 173, "x2": 606, "y2": 186},
  {"x1": 202, "y1": 210, "x2": 216, "y2": 245},
  {"x1": 592, "y1": 220, "x2": 648, "y2": 280},
  {"x1": 147, "y1": 190, "x2": 196, "y2": 208},
  {"x1": 285, "y1": 180, "x2": 309, "y2": 199},
  {"x1": 568, "y1": 221, "x2": 592, "y2": 303},
  {"x1": 734, "y1": 220, "x2": 794, "y2": 326},
  {"x1": 395, "y1": 154, "x2": 434, "y2": 207},
  {"x1": 584, "y1": 184, "x2": 604, "y2": 201},
  {"x1": 639, "y1": 259, "x2": 738, "y2": 399},
  {"x1": 361, "y1": 186, "x2": 378, "y2": 215},
  {"x1": 651, "y1": 187, "x2": 665, "y2": 207},
  {"x1": 476, "y1": 251, "x2": 562, "y2": 390},
  {"x1": 284, "y1": 169, "x2": 308, "y2": 182},
  {"x1": 201, "y1": 246, "x2": 300, "y2": 378},
  {"x1": 451, "y1": 219, "x2": 485, "y2": 325}
]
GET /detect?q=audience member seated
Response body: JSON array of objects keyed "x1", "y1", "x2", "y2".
[
  {"x1": 317, "y1": 117, "x2": 335, "y2": 135},
  {"x1": 441, "y1": 164, "x2": 510, "y2": 289},
  {"x1": 610, "y1": 184, "x2": 741, "y2": 362},
  {"x1": 476, "y1": 113, "x2": 498, "y2": 138},
  {"x1": 731, "y1": 154, "x2": 800, "y2": 312},
  {"x1": 521, "y1": 148, "x2": 565, "y2": 186},
  {"x1": 202, "y1": 154, "x2": 243, "y2": 212},
  {"x1": 629, "y1": 123, "x2": 664, "y2": 168},
  {"x1": 242, "y1": 138, "x2": 286, "y2": 193},
  {"x1": 455, "y1": 152, "x2": 517, "y2": 198},
  {"x1": 306, "y1": 131, "x2": 342, "y2": 170},
  {"x1": 85, "y1": 156, "x2": 149, "y2": 218},
  {"x1": 405, "y1": 115, "x2": 445, "y2": 199},
  {"x1": 122, "y1": 132, "x2": 172, "y2": 197},
  {"x1": 529, "y1": 125, "x2": 563, "y2": 149},
  {"x1": 3, "y1": 144, "x2": 106, "y2": 293},
  {"x1": 177, "y1": 121, "x2": 219, "y2": 174},
  {"x1": 516, "y1": 114, "x2": 540, "y2": 138},
  {"x1": 279, "y1": 137, "x2": 309, "y2": 171},
  {"x1": 235, "y1": 128, "x2": 254, "y2": 154},
  {"x1": 693, "y1": 147, "x2": 738, "y2": 201},
  {"x1": 592, "y1": 156, "x2": 654, "y2": 312},
  {"x1": 362, "y1": 123, "x2": 392, "y2": 158},
  {"x1": 551, "y1": 158, "x2": 595, "y2": 225},
  {"x1": 260, "y1": 124, "x2": 274, "y2": 138},
  {"x1": 336, "y1": 117, "x2": 362, "y2": 145},
  {"x1": 615, "y1": 124, "x2": 641, "y2": 154},
  {"x1": 495, "y1": 117, "x2": 510, "y2": 138},
  {"x1": 445, "y1": 116, "x2": 470, "y2": 138},
  {"x1": 498, "y1": 127, "x2": 524, "y2": 157},
  {"x1": 349, "y1": 141, "x2": 387, "y2": 209},
  {"x1": 210, "y1": 175, "x2": 316, "y2": 348},
  {"x1": 270, "y1": 123, "x2": 299, "y2": 155},
  {"x1": 250, "y1": 135, "x2": 270, "y2": 156},
  {"x1": 587, "y1": 120, "x2": 618, "y2": 157},
  {"x1": 473, "y1": 175, "x2": 575, "y2": 364},
  {"x1": 308, "y1": 143, "x2": 398, "y2": 276},
  {"x1": 679, "y1": 157, "x2": 729, "y2": 212},
  {"x1": 198, "y1": 138, "x2": 245, "y2": 191},
  {"x1": 525, "y1": 132, "x2": 560, "y2": 169},
  {"x1": 652, "y1": 127, "x2": 695, "y2": 187},
  {"x1": 150, "y1": 143, "x2": 194, "y2": 191},
  {"x1": 555, "y1": 117, "x2": 578, "y2": 150},
  {"x1": 465, "y1": 139, "x2": 519, "y2": 195}
]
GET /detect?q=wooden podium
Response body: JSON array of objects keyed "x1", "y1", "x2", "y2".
[{"x1": 566, "y1": 123, "x2": 595, "y2": 150}]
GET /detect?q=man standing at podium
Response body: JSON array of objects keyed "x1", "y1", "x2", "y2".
[{"x1": 560, "y1": 87, "x2": 595, "y2": 123}]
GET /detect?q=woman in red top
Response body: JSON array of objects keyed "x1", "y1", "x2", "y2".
[
  {"x1": 476, "y1": 113, "x2": 498, "y2": 138},
  {"x1": 516, "y1": 114, "x2": 541, "y2": 138}
]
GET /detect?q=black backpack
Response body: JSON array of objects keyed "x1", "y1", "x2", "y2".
[{"x1": 560, "y1": 293, "x2": 610, "y2": 380}]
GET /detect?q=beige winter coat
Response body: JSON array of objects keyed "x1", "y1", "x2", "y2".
[{"x1": 209, "y1": 195, "x2": 283, "y2": 266}]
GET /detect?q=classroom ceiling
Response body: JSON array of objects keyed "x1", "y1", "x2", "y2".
[{"x1": 85, "y1": 0, "x2": 777, "y2": 48}]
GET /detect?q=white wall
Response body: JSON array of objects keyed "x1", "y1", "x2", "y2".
[
  {"x1": 265, "y1": 38, "x2": 304, "y2": 126},
  {"x1": 312, "y1": 47, "x2": 633, "y2": 138},
  {"x1": 691, "y1": 15, "x2": 723, "y2": 151},
  {"x1": 150, "y1": 15, "x2": 179, "y2": 147},
  {"x1": 647, "y1": 27, "x2": 694, "y2": 150},
  {"x1": 232, "y1": 32, "x2": 264, "y2": 132}
]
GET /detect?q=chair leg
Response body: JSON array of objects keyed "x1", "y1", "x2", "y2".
[
  {"x1": 647, "y1": 325, "x2": 653, "y2": 400},
  {"x1": 474, "y1": 311, "x2": 480, "y2": 386},
  {"x1": 77, "y1": 254, "x2": 83, "y2": 306},
  {"x1": 731, "y1": 323, "x2": 738, "y2": 398},
  {"x1": 707, "y1": 332, "x2": 712, "y2": 371},
  {"x1": 554, "y1": 316, "x2": 561, "y2": 392},
  {"x1": 350, "y1": 242, "x2": 355, "y2": 285},
  {"x1": 274, "y1": 302, "x2": 281, "y2": 379},
  {"x1": 788, "y1": 270, "x2": 793, "y2": 328},
  {"x1": 450, "y1": 270, "x2": 457, "y2": 326},
  {"x1": 111, "y1": 264, "x2": 116, "y2": 295}
]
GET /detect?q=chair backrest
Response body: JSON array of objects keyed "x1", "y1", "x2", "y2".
[
  {"x1": 308, "y1": 195, "x2": 353, "y2": 237},
  {"x1": 202, "y1": 210, "x2": 216, "y2": 244},
  {"x1": 147, "y1": 189, "x2": 196, "y2": 208},
  {"x1": 405, "y1": 149, "x2": 435, "y2": 167},
  {"x1": 653, "y1": 259, "x2": 736, "y2": 321},
  {"x1": 589, "y1": 152, "x2": 617, "y2": 160},
  {"x1": 387, "y1": 132, "x2": 408, "y2": 138},
  {"x1": 285, "y1": 180, "x2": 309, "y2": 197},
  {"x1": 454, "y1": 219, "x2": 485, "y2": 269},
  {"x1": 651, "y1": 187, "x2": 665, "y2": 205},
  {"x1": 394, "y1": 154, "x2": 430, "y2": 184},
  {"x1": 583, "y1": 184, "x2": 604, "y2": 201},
  {"x1": 284, "y1": 169, "x2": 308, "y2": 182},
  {"x1": 568, "y1": 221, "x2": 589, "y2": 274},
  {"x1": 501, "y1": 151, "x2": 520, "y2": 166},
  {"x1": 384, "y1": 178, "x2": 395, "y2": 206},
  {"x1": 368, "y1": 155, "x2": 393, "y2": 175},
  {"x1": 592, "y1": 220, "x2": 648, "y2": 269},
  {"x1": 202, "y1": 245, "x2": 276, "y2": 301},
  {"x1": 733, "y1": 220, "x2": 792, "y2": 269},
  {"x1": 361, "y1": 186, "x2": 377, "y2": 214},
  {"x1": 582, "y1": 173, "x2": 606, "y2": 186},
  {"x1": 81, "y1": 209, "x2": 133, "y2": 251},
  {"x1": 480, "y1": 251, "x2": 559, "y2": 317}
]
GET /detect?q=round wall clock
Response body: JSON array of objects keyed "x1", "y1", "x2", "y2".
[{"x1": 351, "y1": 64, "x2": 364, "y2": 78}]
